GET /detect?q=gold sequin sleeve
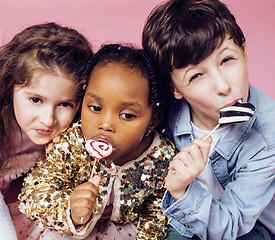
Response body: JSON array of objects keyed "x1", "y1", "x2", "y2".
[
  {"x1": 18, "y1": 122, "x2": 90, "y2": 237},
  {"x1": 137, "y1": 188, "x2": 171, "y2": 239}
]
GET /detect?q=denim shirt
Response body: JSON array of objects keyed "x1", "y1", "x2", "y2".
[{"x1": 161, "y1": 85, "x2": 275, "y2": 240}]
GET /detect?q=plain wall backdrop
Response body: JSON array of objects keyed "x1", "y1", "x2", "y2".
[{"x1": 0, "y1": 0, "x2": 274, "y2": 99}]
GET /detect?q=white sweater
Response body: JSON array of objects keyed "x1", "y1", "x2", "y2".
[{"x1": 0, "y1": 192, "x2": 17, "y2": 240}]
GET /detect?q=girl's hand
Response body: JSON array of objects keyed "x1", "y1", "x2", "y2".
[
  {"x1": 70, "y1": 175, "x2": 101, "y2": 225},
  {"x1": 166, "y1": 136, "x2": 212, "y2": 200}
]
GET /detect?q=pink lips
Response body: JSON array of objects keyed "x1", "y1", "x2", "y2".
[
  {"x1": 92, "y1": 135, "x2": 115, "y2": 151},
  {"x1": 219, "y1": 98, "x2": 242, "y2": 110},
  {"x1": 35, "y1": 129, "x2": 53, "y2": 136}
]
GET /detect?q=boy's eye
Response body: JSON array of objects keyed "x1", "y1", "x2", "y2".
[
  {"x1": 89, "y1": 105, "x2": 102, "y2": 113},
  {"x1": 121, "y1": 113, "x2": 136, "y2": 120},
  {"x1": 59, "y1": 102, "x2": 74, "y2": 108},
  {"x1": 190, "y1": 73, "x2": 201, "y2": 82},
  {"x1": 222, "y1": 57, "x2": 234, "y2": 64},
  {"x1": 30, "y1": 97, "x2": 41, "y2": 104}
]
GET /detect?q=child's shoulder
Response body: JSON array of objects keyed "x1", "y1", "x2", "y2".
[
  {"x1": 150, "y1": 132, "x2": 179, "y2": 157},
  {"x1": 56, "y1": 120, "x2": 85, "y2": 145},
  {"x1": 48, "y1": 120, "x2": 86, "y2": 156},
  {"x1": 61, "y1": 120, "x2": 83, "y2": 138},
  {"x1": 251, "y1": 87, "x2": 275, "y2": 126},
  {"x1": 249, "y1": 86, "x2": 275, "y2": 145}
]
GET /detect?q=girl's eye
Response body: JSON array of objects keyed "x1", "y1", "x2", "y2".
[
  {"x1": 121, "y1": 113, "x2": 136, "y2": 120},
  {"x1": 89, "y1": 105, "x2": 102, "y2": 113},
  {"x1": 30, "y1": 97, "x2": 41, "y2": 104},
  {"x1": 222, "y1": 57, "x2": 234, "y2": 64},
  {"x1": 59, "y1": 102, "x2": 74, "y2": 108}
]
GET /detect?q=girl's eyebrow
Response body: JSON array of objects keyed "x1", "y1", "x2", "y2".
[
  {"x1": 120, "y1": 102, "x2": 143, "y2": 109},
  {"x1": 85, "y1": 92, "x2": 101, "y2": 102},
  {"x1": 24, "y1": 90, "x2": 42, "y2": 97},
  {"x1": 85, "y1": 92, "x2": 97, "y2": 98}
]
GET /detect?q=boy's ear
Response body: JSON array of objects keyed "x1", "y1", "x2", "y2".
[
  {"x1": 174, "y1": 88, "x2": 184, "y2": 100},
  {"x1": 241, "y1": 43, "x2": 248, "y2": 62}
]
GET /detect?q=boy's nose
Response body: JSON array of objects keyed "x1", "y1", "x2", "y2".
[{"x1": 213, "y1": 74, "x2": 231, "y2": 96}]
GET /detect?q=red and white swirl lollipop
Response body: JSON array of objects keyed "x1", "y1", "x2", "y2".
[{"x1": 85, "y1": 139, "x2": 113, "y2": 180}]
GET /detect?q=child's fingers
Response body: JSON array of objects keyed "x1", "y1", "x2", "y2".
[
  {"x1": 71, "y1": 194, "x2": 95, "y2": 208},
  {"x1": 170, "y1": 148, "x2": 204, "y2": 179},
  {"x1": 191, "y1": 137, "x2": 212, "y2": 164},
  {"x1": 170, "y1": 152, "x2": 192, "y2": 170},
  {"x1": 90, "y1": 175, "x2": 101, "y2": 188},
  {"x1": 166, "y1": 160, "x2": 190, "y2": 200},
  {"x1": 70, "y1": 178, "x2": 101, "y2": 225},
  {"x1": 71, "y1": 206, "x2": 92, "y2": 225},
  {"x1": 175, "y1": 143, "x2": 206, "y2": 173},
  {"x1": 72, "y1": 183, "x2": 99, "y2": 199},
  {"x1": 72, "y1": 205, "x2": 91, "y2": 216},
  {"x1": 70, "y1": 183, "x2": 99, "y2": 212},
  {"x1": 182, "y1": 143, "x2": 204, "y2": 166},
  {"x1": 199, "y1": 136, "x2": 212, "y2": 161},
  {"x1": 70, "y1": 190, "x2": 97, "y2": 225},
  {"x1": 165, "y1": 137, "x2": 212, "y2": 200}
]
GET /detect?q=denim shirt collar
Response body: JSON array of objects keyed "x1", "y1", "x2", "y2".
[{"x1": 173, "y1": 98, "x2": 193, "y2": 137}]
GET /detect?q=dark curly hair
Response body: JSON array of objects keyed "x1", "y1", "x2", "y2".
[
  {"x1": 0, "y1": 22, "x2": 93, "y2": 170},
  {"x1": 87, "y1": 44, "x2": 172, "y2": 122},
  {"x1": 142, "y1": 0, "x2": 245, "y2": 83}
]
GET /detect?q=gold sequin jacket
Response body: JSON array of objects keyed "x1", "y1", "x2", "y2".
[{"x1": 19, "y1": 121, "x2": 178, "y2": 239}]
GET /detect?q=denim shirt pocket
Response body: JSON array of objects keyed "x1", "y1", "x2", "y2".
[{"x1": 210, "y1": 152, "x2": 233, "y2": 189}]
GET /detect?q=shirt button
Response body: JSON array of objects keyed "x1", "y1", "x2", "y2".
[{"x1": 184, "y1": 223, "x2": 191, "y2": 228}]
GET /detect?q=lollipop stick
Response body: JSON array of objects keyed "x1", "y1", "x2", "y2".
[
  {"x1": 85, "y1": 139, "x2": 113, "y2": 182},
  {"x1": 89, "y1": 158, "x2": 98, "y2": 182},
  {"x1": 203, "y1": 124, "x2": 220, "y2": 140}
]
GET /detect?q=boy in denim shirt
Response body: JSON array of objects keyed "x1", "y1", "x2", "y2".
[{"x1": 142, "y1": 0, "x2": 275, "y2": 239}]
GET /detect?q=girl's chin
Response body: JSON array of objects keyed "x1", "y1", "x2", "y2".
[{"x1": 29, "y1": 136, "x2": 52, "y2": 145}]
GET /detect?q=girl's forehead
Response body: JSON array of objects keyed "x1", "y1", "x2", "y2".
[
  {"x1": 29, "y1": 71, "x2": 74, "y2": 86},
  {"x1": 19, "y1": 73, "x2": 77, "y2": 97},
  {"x1": 86, "y1": 64, "x2": 149, "y2": 100},
  {"x1": 96, "y1": 65, "x2": 145, "y2": 83}
]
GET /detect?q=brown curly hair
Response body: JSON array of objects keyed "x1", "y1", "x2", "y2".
[{"x1": 0, "y1": 22, "x2": 93, "y2": 170}]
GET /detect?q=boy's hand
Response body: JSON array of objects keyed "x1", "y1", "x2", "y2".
[
  {"x1": 166, "y1": 136, "x2": 212, "y2": 200},
  {"x1": 70, "y1": 175, "x2": 101, "y2": 225}
]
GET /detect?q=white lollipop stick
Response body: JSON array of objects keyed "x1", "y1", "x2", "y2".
[
  {"x1": 204, "y1": 100, "x2": 255, "y2": 140},
  {"x1": 85, "y1": 140, "x2": 113, "y2": 181}
]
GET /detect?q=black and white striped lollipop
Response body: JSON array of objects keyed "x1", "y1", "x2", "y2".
[
  {"x1": 218, "y1": 100, "x2": 255, "y2": 126},
  {"x1": 204, "y1": 100, "x2": 255, "y2": 140}
]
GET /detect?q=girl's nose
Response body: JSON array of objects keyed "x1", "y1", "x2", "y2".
[
  {"x1": 98, "y1": 113, "x2": 115, "y2": 133},
  {"x1": 40, "y1": 107, "x2": 56, "y2": 127}
]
